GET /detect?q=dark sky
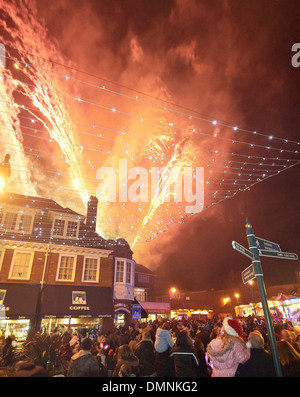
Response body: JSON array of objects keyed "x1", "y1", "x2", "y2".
[{"x1": 1, "y1": 0, "x2": 300, "y2": 294}]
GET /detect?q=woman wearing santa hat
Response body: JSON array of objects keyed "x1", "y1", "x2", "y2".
[{"x1": 207, "y1": 317, "x2": 250, "y2": 377}]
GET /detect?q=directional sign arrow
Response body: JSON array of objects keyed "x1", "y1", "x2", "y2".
[
  {"x1": 232, "y1": 241, "x2": 254, "y2": 260},
  {"x1": 242, "y1": 263, "x2": 256, "y2": 284},
  {"x1": 255, "y1": 237, "x2": 281, "y2": 252},
  {"x1": 258, "y1": 249, "x2": 298, "y2": 260}
]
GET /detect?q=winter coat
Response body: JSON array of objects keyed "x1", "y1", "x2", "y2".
[
  {"x1": 207, "y1": 335, "x2": 250, "y2": 377},
  {"x1": 235, "y1": 348, "x2": 276, "y2": 377},
  {"x1": 281, "y1": 360, "x2": 300, "y2": 377},
  {"x1": 116, "y1": 333, "x2": 131, "y2": 347},
  {"x1": 154, "y1": 328, "x2": 174, "y2": 353},
  {"x1": 67, "y1": 350, "x2": 100, "y2": 377},
  {"x1": 134, "y1": 339, "x2": 157, "y2": 376},
  {"x1": 169, "y1": 345, "x2": 199, "y2": 377}
]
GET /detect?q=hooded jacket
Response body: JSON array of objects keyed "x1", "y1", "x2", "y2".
[
  {"x1": 154, "y1": 328, "x2": 174, "y2": 353},
  {"x1": 67, "y1": 349, "x2": 100, "y2": 377},
  {"x1": 207, "y1": 336, "x2": 250, "y2": 377}
]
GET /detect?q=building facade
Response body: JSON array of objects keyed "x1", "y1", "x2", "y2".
[{"x1": 0, "y1": 192, "x2": 133, "y2": 341}]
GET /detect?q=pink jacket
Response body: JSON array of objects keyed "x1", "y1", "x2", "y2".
[{"x1": 207, "y1": 336, "x2": 250, "y2": 377}]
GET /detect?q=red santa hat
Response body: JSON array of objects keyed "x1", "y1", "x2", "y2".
[{"x1": 223, "y1": 317, "x2": 248, "y2": 343}]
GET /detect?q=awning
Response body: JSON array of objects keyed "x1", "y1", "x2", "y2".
[
  {"x1": 40, "y1": 285, "x2": 114, "y2": 318},
  {"x1": 0, "y1": 283, "x2": 41, "y2": 319},
  {"x1": 132, "y1": 298, "x2": 148, "y2": 319},
  {"x1": 140, "y1": 301, "x2": 170, "y2": 314}
]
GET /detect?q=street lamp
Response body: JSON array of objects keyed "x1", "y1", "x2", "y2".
[{"x1": 234, "y1": 293, "x2": 240, "y2": 305}]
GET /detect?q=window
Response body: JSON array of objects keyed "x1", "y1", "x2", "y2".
[
  {"x1": 116, "y1": 261, "x2": 124, "y2": 283},
  {"x1": 0, "y1": 210, "x2": 34, "y2": 234},
  {"x1": 82, "y1": 257, "x2": 99, "y2": 282},
  {"x1": 19, "y1": 214, "x2": 34, "y2": 233},
  {"x1": 57, "y1": 255, "x2": 76, "y2": 281},
  {"x1": 52, "y1": 219, "x2": 65, "y2": 237},
  {"x1": 115, "y1": 258, "x2": 135, "y2": 284},
  {"x1": 66, "y1": 221, "x2": 78, "y2": 238},
  {"x1": 51, "y1": 218, "x2": 79, "y2": 239},
  {"x1": 9, "y1": 251, "x2": 33, "y2": 280},
  {"x1": 138, "y1": 273, "x2": 150, "y2": 283},
  {"x1": 3, "y1": 212, "x2": 18, "y2": 230},
  {"x1": 126, "y1": 262, "x2": 132, "y2": 284},
  {"x1": 134, "y1": 288, "x2": 147, "y2": 302}
]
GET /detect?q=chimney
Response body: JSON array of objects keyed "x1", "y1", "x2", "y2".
[{"x1": 86, "y1": 195, "x2": 98, "y2": 234}]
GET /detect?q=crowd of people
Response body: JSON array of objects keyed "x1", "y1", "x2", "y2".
[{"x1": 0, "y1": 315, "x2": 300, "y2": 377}]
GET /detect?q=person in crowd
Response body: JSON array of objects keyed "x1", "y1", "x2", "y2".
[
  {"x1": 235, "y1": 331, "x2": 276, "y2": 377},
  {"x1": 193, "y1": 333, "x2": 211, "y2": 377},
  {"x1": 0, "y1": 336, "x2": 14, "y2": 366},
  {"x1": 118, "y1": 363, "x2": 136, "y2": 377},
  {"x1": 0, "y1": 337, "x2": 4, "y2": 356},
  {"x1": 14, "y1": 361, "x2": 49, "y2": 377},
  {"x1": 134, "y1": 331, "x2": 157, "y2": 377},
  {"x1": 116, "y1": 327, "x2": 131, "y2": 347},
  {"x1": 277, "y1": 339, "x2": 300, "y2": 377},
  {"x1": 280, "y1": 329, "x2": 298, "y2": 351},
  {"x1": 154, "y1": 322, "x2": 175, "y2": 377},
  {"x1": 295, "y1": 333, "x2": 300, "y2": 354},
  {"x1": 69, "y1": 331, "x2": 81, "y2": 352},
  {"x1": 195, "y1": 324, "x2": 211, "y2": 350},
  {"x1": 96, "y1": 331, "x2": 106, "y2": 347},
  {"x1": 169, "y1": 330, "x2": 201, "y2": 377},
  {"x1": 129, "y1": 330, "x2": 142, "y2": 352},
  {"x1": 112, "y1": 344, "x2": 140, "y2": 377},
  {"x1": 67, "y1": 337, "x2": 100, "y2": 377},
  {"x1": 106, "y1": 349, "x2": 115, "y2": 377},
  {"x1": 207, "y1": 317, "x2": 250, "y2": 377},
  {"x1": 60, "y1": 332, "x2": 73, "y2": 362}
]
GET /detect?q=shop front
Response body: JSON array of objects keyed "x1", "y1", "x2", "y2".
[
  {"x1": 0, "y1": 283, "x2": 41, "y2": 344},
  {"x1": 40, "y1": 285, "x2": 114, "y2": 336},
  {"x1": 139, "y1": 301, "x2": 170, "y2": 321}
]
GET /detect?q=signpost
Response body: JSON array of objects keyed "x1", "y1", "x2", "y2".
[
  {"x1": 232, "y1": 218, "x2": 299, "y2": 377},
  {"x1": 244, "y1": 218, "x2": 283, "y2": 377}
]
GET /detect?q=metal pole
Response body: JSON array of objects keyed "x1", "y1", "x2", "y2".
[{"x1": 245, "y1": 218, "x2": 282, "y2": 377}]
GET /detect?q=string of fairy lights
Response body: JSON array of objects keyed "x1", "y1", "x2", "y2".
[{"x1": 0, "y1": 45, "x2": 300, "y2": 247}]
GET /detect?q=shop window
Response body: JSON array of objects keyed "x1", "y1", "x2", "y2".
[
  {"x1": 56, "y1": 255, "x2": 76, "y2": 281},
  {"x1": 82, "y1": 257, "x2": 100, "y2": 282},
  {"x1": 0, "y1": 210, "x2": 34, "y2": 234},
  {"x1": 9, "y1": 251, "x2": 34, "y2": 280},
  {"x1": 51, "y1": 217, "x2": 79, "y2": 239}
]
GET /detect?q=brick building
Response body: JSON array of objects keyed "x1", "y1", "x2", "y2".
[{"x1": 0, "y1": 192, "x2": 133, "y2": 341}]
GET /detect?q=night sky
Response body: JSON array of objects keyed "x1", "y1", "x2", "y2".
[{"x1": 0, "y1": 0, "x2": 299, "y2": 295}]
